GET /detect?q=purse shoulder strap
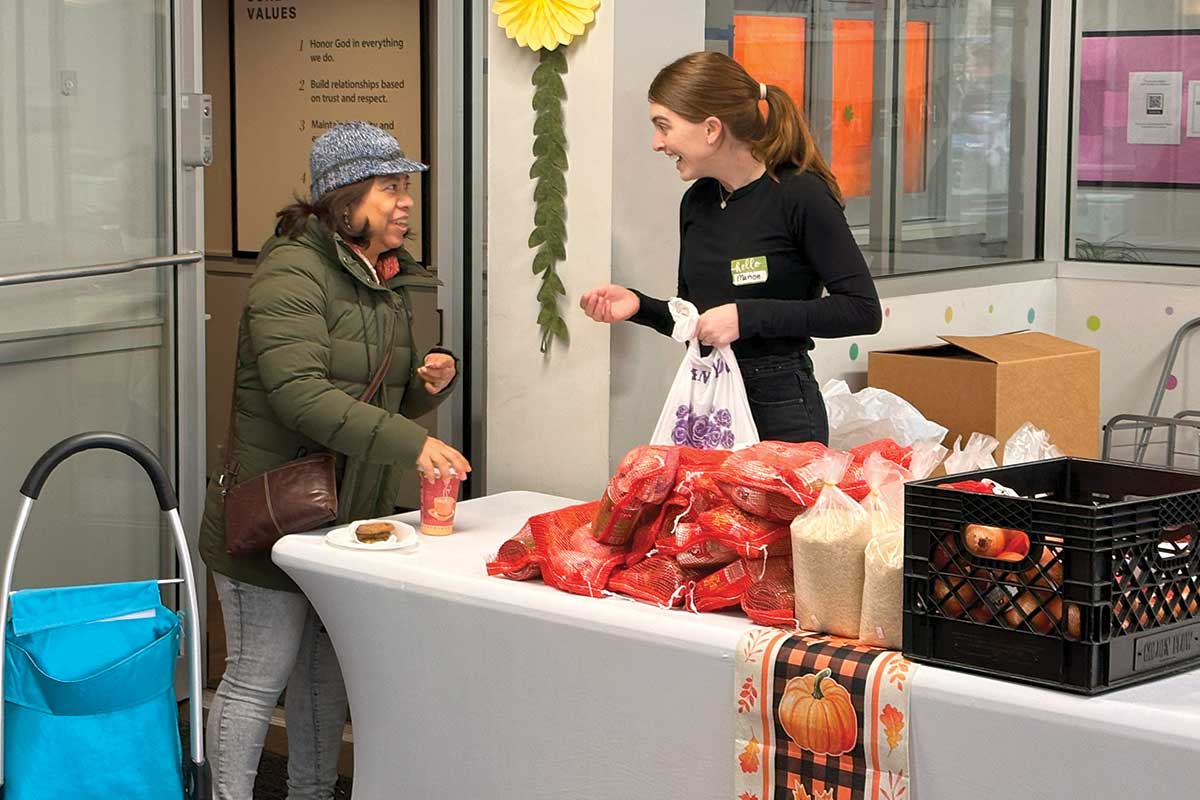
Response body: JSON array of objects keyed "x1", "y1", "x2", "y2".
[{"x1": 220, "y1": 317, "x2": 394, "y2": 488}]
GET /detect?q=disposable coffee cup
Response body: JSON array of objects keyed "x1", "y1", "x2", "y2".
[{"x1": 420, "y1": 474, "x2": 460, "y2": 536}]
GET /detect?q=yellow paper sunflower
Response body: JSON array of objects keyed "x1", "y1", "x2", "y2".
[{"x1": 493, "y1": 0, "x2": 600, "y2": 51}]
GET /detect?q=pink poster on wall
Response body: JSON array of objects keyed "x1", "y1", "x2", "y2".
[{"x1": 1078, "y1": 31, "x2": 1200, "y2": 187}]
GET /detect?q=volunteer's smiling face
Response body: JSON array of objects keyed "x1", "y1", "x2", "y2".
[
  {"x1": 353, "y1": 173, "x2": 413, "y2": 252},
  {"x1": 650, "y1": 102, "x2": 719, "y2": 181}
]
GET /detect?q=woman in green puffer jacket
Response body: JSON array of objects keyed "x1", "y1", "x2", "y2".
[{"x1": 199, "y1": 121, "x2": 469, "y2": 800}]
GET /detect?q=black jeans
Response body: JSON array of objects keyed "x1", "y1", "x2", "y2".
[{"x1": 740, "y1": 353, "x2": 829, "y2": 445}]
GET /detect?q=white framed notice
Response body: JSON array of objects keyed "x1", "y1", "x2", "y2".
[
  {"x1": 1126, "y1": 71, "x2": 1182, "y2": 145},
  {"x1": 233, "y1": 0, "x2": 423, "y2": 255}
]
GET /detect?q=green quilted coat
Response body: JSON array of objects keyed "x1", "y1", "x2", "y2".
[{"x1": 199, "y1": 216, "x2": 453, "y2": 590}]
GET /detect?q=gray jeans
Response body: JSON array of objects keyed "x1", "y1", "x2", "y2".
[{"x1": 207, "y1": 573, "x2": 348, "y2": 800}]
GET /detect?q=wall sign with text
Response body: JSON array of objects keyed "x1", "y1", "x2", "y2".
[{"x1": 233, "y1": 0, "x2": 423, "y2": 255}]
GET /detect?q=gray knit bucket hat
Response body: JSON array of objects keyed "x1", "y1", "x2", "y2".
[{"x1": 309, "y1": 121, "x2": 428, "y2": 202}]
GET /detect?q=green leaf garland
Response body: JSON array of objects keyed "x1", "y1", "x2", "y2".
[{"x1": 529, "y1": 48, "x2": 570, "y2": 353}]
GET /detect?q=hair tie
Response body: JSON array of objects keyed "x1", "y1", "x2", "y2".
[{"x1": 759, "y1": 82, "x2": 767, "y2": 100}]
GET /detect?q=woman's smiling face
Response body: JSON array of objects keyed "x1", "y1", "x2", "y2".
[{"x1": 649, "y1": 102, "x2": 720, "y2": 182}]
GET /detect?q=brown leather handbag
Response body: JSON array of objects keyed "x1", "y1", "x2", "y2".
[{"x1": 220, "y1": 344, "x2": 393, "y2": 557}]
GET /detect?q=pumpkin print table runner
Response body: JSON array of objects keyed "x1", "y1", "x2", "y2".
[{"x1": 734, "y1": 628, "x2": 915, "y2": 800}]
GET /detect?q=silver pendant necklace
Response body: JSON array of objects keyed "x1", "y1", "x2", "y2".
[{"x1": 718, "y1": 183, "x2": 730, "y2": 210}]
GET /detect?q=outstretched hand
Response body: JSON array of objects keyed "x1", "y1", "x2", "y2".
[{"x1": 579, "y1": 284, "x2": 640, "y2": 324}]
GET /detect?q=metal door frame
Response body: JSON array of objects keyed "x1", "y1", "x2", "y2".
[{"x1": 431, "y1": 0, "x2": 486, "y2": 496}]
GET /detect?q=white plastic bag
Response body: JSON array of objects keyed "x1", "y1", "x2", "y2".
[
  {"x1": 943, "y1": 432, "x2": 999, "y2": 474},
  {"x1": 790, "y1": 452, "x2": 871, "y2": 637},
  {"x1": 821, "y1": 379, "x2": 949, "y2": 451},
  {"x1": 1002, "y1": 422, "x2": 1064, "y2": 466},
  {"x1": 858, "y1": 453, "x2": 911, "y2": 649},
  {"x1": 909, "y1": 438, "x2": 950, "y2": 480},
  {"x1": 650, "y1": 299, "x2": 759, "y2": 450}
]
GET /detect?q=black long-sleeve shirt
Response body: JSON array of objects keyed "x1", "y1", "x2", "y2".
[{"x1": 629, "y1": 168, "x2": 882, "y2": 361}]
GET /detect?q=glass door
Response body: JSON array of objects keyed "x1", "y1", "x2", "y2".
[{"x1": 0, "y1": 0, "x2": 204, "y2": 600}]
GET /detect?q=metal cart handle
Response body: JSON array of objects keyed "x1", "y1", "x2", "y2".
[
  {"x1": 1, "y1": 432, "x2": 209, "y2": 799},
  {"x1": 20, "y1": 432, "x2": 179, "y2": 510}
]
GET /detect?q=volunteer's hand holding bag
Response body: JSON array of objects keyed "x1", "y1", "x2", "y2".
[{"x1": 650, "y1": 299, "x2": 760, "y2": 450}]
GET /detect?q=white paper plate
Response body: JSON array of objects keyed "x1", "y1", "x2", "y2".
[{"x1": 324, "y1": 519, "x2": 419, "y2": 552}]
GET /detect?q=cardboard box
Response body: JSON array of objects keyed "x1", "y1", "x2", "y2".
[{"x1": 867, "y1": 332, "x2": 1101, "y2": 458}]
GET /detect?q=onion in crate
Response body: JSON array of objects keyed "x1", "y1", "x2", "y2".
[
  {"x1": 931, "y1": 574, "x2": 989, "y2": 622},
  {"x1": 931, "y1": 533, "x2": 960, "y2": 571},
  {"x1": 1003, "y1": 591, "x2": 1060, "y2": 634},
  {"x1": 963, "y1": 524, "x2": 1008, "y2": 558},
  {"x1": 1183, "y1": 584, "x2": 1200, "y2": 616},
  {"x1": 1015, "y1": 546, "x2": 1064, "y2": 591}
]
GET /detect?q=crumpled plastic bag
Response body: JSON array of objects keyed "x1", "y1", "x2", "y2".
[
  {"x1": 943, "y1": 432, "x2": 999, "y2": 474},
  {"x1": 821, "y1": 379, "x2": 949, "y2": 451},
  {"x1": 790, "y1": 452, "x2": 871, "y2": 637},
  {"x1": 1002, "y1": 422, "x2": 1064, "y2": 466},
  {"x1": 858, "y1": 453, "x2": 911, "y2": 649},
  {"x1": 909, "y1": 438, "x2": 949, "y2": 480}
]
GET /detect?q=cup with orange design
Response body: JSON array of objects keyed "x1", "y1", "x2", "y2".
[{"x1": 420, "y1": 474, "x2": 461, "y2": 536}]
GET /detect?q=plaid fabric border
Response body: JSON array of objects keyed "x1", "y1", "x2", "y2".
[{"x1": 734, "y1": 629, "x2": 914, "y2": 800}]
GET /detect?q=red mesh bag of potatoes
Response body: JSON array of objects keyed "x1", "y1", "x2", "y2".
[
  {"x1": 607, "y1": 554, "x2": 700, "y2": 607},
  {"x1": 740, "y1": 556, "x2": 798, "y2": 628},
  {"x1": 624, "y1": 504, "x2": 674, "y2": 568},
  {"x1": 715, "y1": 441, "x2": 832, "y2": 521},
  {"x1": 689, "y1": 559, "x2": 755, "y2": 612},
  {"x1": 849, "y1": 438, "x2": 914, "y2": 470},
  {"x1": 530, "y1": 501, "x2": 625, "y2": 597},
  {"x1": 837, "y1": 438, "x2": 917, "y2": 502},
  {"x1": 653, "y1": 469, "x2": 730, "y2": 560},
  {"x1": 696, "y1": 503, "x2": 790, "y2": 557},
  {"x1": 671, "y1": 538, "x2": 741, "y2": 569},
  {"x1": 592, "y1": 446, "x2": 681, "y2": 546},
  {"x1": 485, "y1": 520, "x2": 541, "y2": 581},
  {"x1": 659, "y1": 450, "x2": 731, "y2": 525}
]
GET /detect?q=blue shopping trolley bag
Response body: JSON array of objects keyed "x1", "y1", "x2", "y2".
[
  {"x1": 3, "y1": 581, "x2": 183, "y2": 800},
  {"x1": 0, "y1": 432, "x2": 210, "y2": 799}
]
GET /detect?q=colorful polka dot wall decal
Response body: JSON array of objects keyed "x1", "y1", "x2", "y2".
[
  {"x1": 850, "y1": 343, "x2": 860, "y2": 361},
  {"x1": 1166, "y1": 375, "x2": 1179, "y2": 391},
  {"x1": 1086, "y1": 315, "x2": 1101, "y2": 332},
  {"x1": 1027, "y1": 308, "x2": 1036, "y2": 324},
  {"x1": 988, "y1": 304, "x2": 995, "y2": 314},
  {"x1": 945, "y1": 306, "x2": 954, "y2": 323},
  {"x1": 1167, "y1": 306, "x2": 1175, "y2": 316},
  {"x1": 885, "y1": 307, "x2": 891, "y2": 318}
]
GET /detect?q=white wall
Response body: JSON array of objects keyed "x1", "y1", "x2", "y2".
[
  {"x1": 609, "y1": 0, "x2": 705, "y2": 471},
  {"x1": 485, "y1": 2, "x2": 615, "y2": 499},
  {"x1": 1056, "y1": 270, "x2": 1200, "y2": 466}
]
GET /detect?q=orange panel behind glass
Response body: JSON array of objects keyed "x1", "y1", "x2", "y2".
[
  {"x1": 904, "y1": 22, "x2": 929, "y2": 194},
  {"x1": 732, "y1": 16, "x2": 929, "y2": 201},
  {"x1": 732, "y1": 15, "x2": 806, "y2": 112},
  {"x1": 832, "y1": 20, "x2": 875, "y2": 197}
]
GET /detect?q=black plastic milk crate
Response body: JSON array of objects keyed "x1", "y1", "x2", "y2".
[{"x1": 903, "y1": 457, "x2": 1200, "y2": 694}]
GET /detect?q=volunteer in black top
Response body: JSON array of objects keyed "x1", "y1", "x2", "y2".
[{"x1": 581, "y1": 51, "x2": 881, "y2": 445}]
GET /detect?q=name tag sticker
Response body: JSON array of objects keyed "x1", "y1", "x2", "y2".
[{"x1": 731, "y1": 256, "x2": 768, "y2": 286}]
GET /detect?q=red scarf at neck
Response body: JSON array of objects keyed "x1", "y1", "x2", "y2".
[{"x1": 347, "y1": 243, "x2": 400, "y2": 283}]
